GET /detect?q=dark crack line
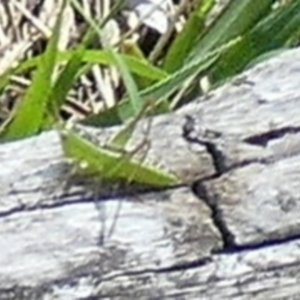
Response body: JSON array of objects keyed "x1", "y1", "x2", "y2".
[
  {"x1": 0, "y1": 193, "x2": 100, "y2": 218},
  {"x1": 182, "y1": 115, "x2": 293, "y2": 176},
  {"x1": 182, "y1": 116, "x2": 300, "y2": 253},
  {"x1": 102, "y1": 257, "x2": 212, "y2": 282},
  {"x1": 182, "y1": 115, "x2": 246, "y2": 249},
  {"x1": 182, "y1": 115, "x2": 275, "y2": 251},
  {"x1": 182, "y1": 115, "x2": 227, "y2": 175},
  {"x1": 192, "y1": 182, "x2": 235, "y2": 249},
  {"x1": 243, "y1": 125, "x2": 300, "y2": 146},
  {"x1": 41, "y1": 257, "x2": 214, "y2": 300},
  {"x1": 182, "y1": 117, "x2": 236, "y2": 250},
  {"x1": 0, "y1": 183, "x2": 185, "y2": 218},
  {"x1": 217, "y1": 232, "x2": 300, "y2": 254},
  {"x1": 181, "y1": 115, "x2": 269, "y2": 175},
  {"x1": 195, "y1": 178, "x2": 300, "y2": 254}
]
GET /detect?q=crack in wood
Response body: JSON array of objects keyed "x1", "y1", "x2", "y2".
[
  {"x1": 220, "y1": 234, "x2": 300, "y2": 254},
  {"x1": 182, "y1": 115, "x2": 226, "y2": 175},
  {"x1": 180, "y1": 116, "x2": 300, "y2": 252},
  {"x1": 0, "y1": 186, "x2": 169, "y2": 218},
  {"x1": 192, "y1": 181, "x2": 235, "y2": 249},
  {"x1": 100, "y1": 256, "x2": 213, "y2": 284},
  {"x1": 193, "y1": 179, "x2": 300, "y2": 254},
  {"x1": 243, "y1": 126, "x2": 300, "y2": 147},
  {"x1": 181, "y1": 114, "x2": 270, "y2": 175}
]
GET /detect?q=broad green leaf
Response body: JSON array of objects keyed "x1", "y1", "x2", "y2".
[
  {"x1": 60, "y1": 128, "x2": 179, "y2": 187},
  {"x1": 0, "y1": 0, "x2": 67, "y2": 141}
]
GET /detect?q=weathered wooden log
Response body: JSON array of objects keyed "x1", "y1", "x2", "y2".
[{"x1": 1, "y1": 48, "x2": 300, "y2": 299}]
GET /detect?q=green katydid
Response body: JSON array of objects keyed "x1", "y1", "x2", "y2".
[
  {"x1": 60, "y1": 0, "x2": 178, "y2": 188},
  {"x1": 59, "y1": 104, "x2": 178, "y2": 187}
]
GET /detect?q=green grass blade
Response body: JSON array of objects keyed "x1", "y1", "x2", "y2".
[
  {"x1": 121, "y1": 40, "x2": 155, "y2": 90},
  {"x1": 0, "y1": 0, "x2": 67, "y2": 141},
  {"x1": 208, "y1": 0, "x2": 300, "y2": 83},
  {"x1": 103, "y1": 48, "x2": 148, "y2": 149},
  {"x1": 84, "y1": 50, "x2": 168, "y2": 81},
  {"x1": 245, "y1": 48, "x2": 289, "y2": 69},
  {"x1": 108, "y1": 103, "x2": 149, "y2": 149},
  {"x1": 72, "y1": 0, "x2": 124, "y2": 48},
  {"x1": 71, "y1": 0, "x2": 152, "y2": 149},
  {"x1": 17, "y1": 50, "x2": 168, "y2": 82},
  {"x1": 187, "y1": 0, "x2": 273, "y2": 63},
  {"x1": 60, "y1": 128, "x2": 179, "y2": 186},
  {"x1": 81, "y1": 37, "x2": 240, "y2": 126},
  {"x1": 110, "y1": 49, "x2": 144, "y2": 116},
  {"x1": 44, "y1": 45, "x2": 85, "y2": 126},
  {"x1": 71, "y1": 0, "x2": 145, "y2": 117},
  {"x1": 163, "y1": 0, "x2": 214, "y2": 73}
]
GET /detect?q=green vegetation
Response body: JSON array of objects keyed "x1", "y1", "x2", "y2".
[{"x1": 0, "y1": 0, "x2": 299, "y2": 186}]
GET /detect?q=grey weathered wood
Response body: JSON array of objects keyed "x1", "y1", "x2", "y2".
[
  {"x1": 0, "y1": 131, "x2": 221, "y2": 299},
  {"x1": 178, "y1": 49, "x2": 300, "y2": 248},
  {"x1": 2, "y1": 48, "x2": 300, "y2": 299},
  {"x1": 0, "y1": 185, "x2": 221, "y2": 284},
  {"x1": 98, "y1": 239, "x2": 300, "y2": 299},
  {"x1": 196, "y1": 153, "x2": 300, "y2": 247}
]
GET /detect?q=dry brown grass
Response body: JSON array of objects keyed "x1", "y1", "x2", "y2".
[
  {"x1": 0, "y1": 0, "x2": 176, "y2": 123},
  {"x1": 0, "y1": 0, "x2": 229, "y2": 125}
]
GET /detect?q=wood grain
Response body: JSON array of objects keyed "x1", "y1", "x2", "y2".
[{"x1": 2, "y1": 48, "x2": 300, "y2": 299}]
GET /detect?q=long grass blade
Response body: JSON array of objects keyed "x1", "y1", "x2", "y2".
[{"x1": 0, "y1": 0, "x2": 67, "y2": 141}]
